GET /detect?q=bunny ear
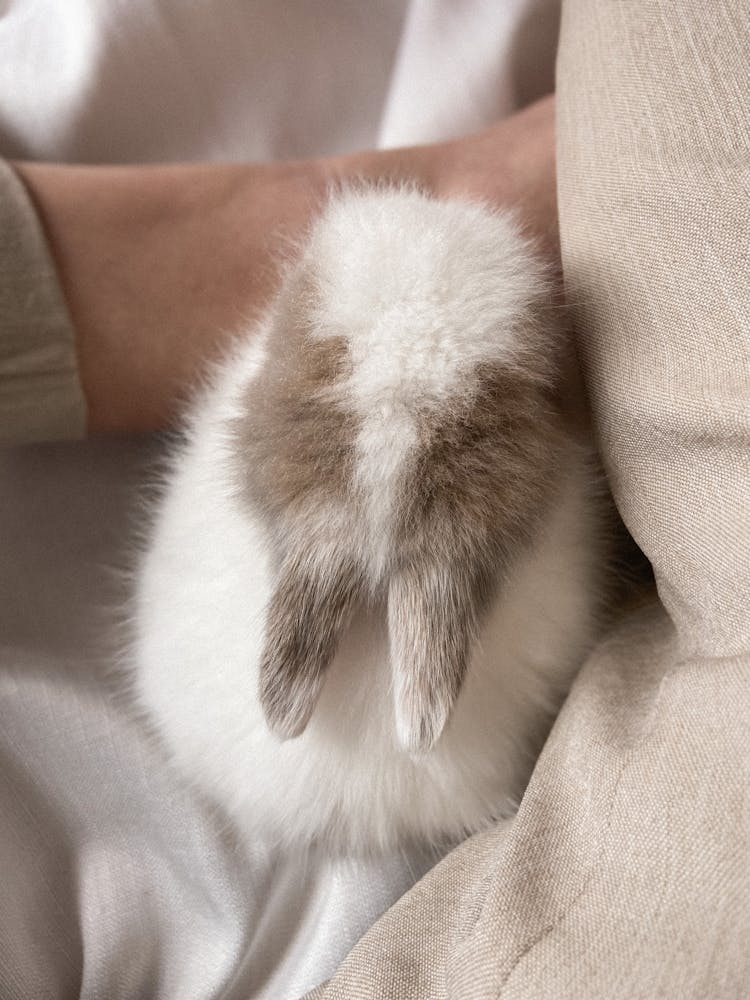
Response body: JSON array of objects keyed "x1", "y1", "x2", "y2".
[
  {"x1": 388, "y1": 558, "x2": 489, "y2": 754},
  {"x1": 259, "y1": 550, "x2": 363, "y2": 740}
]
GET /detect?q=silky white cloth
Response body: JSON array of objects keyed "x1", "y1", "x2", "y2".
[
  {"x1": 0, "y1": 2, "x2": 559, "y2": 998},
  {"x1": 0, "y1": 0, "x2": 557, "y2": 163},
  {"x1": 0, "y1": 438, "x2": 440, "y2": 999}
]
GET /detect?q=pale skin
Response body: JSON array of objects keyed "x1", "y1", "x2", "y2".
[{"x1": 14, "y1": 95, "x2": 557, "y2": 434}]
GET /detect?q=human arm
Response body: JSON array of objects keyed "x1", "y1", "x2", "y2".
[{"x1": 13, "y1": 95, "x2": 556, "y2": 435}]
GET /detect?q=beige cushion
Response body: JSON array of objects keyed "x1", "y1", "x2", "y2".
[{"x1": 305, "y1": 1, "x2": 750, "y2": 996}]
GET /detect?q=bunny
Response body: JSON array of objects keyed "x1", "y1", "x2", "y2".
[{"x1": 132, "y1": 187, "x2": 609, "y2": 853}]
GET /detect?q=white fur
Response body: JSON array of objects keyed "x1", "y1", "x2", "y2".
[
  {"x1": 305, "y1": 189, "x2": 552, "y2": 579},
  {"x1": 131, "y1": 190, "x2": 606, "y2": 853}
]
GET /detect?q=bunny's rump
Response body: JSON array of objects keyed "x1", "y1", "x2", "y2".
[
  {"x1": 133, "y1": 189, "x2": 608, "y2": 851},
  {"x1": 235, "y1": 190, "x2": 569, "y2": 752}
]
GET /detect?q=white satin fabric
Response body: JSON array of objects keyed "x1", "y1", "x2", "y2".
[{"x1": 0, "y1": 2, "x2": 559, "y2": 997}]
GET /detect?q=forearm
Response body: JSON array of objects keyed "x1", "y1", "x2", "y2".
[
  {"x1": 14, "y1": 160, "x2": 329, "y2": 432},
  {"x1": 14, "y1": 95, "x2": 557, "y2": 435}
]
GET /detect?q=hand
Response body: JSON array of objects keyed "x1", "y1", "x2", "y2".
[{"x1": 328, "y1": 95, "x2": 558, "y2": 264}]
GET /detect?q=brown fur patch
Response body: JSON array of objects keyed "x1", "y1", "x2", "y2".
[
  {"x1": 259, "y1": 551, "x2": 364, "y2": 739},
  {"x1": 396, "y1": 361, "x2": 562, "y2": 567},
  {"x1": 231, "y1": 265, "x2": 569, "y2": 748},
  {"x1": 389, "y1": 558, "x2": 495, "y2": 752},
  {"x1": 385, "y1": 327, "x2": 565, "y2": 749},
  {"x1": 233, "y1": 267, "x2": 356, "y2": 526},
  {"x1": 232, "y1": 266, "x2": 364, "y2": 741}
]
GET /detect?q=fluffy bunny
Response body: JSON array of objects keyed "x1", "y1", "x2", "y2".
[{"x1": 132, "y1": 187, "x2": 609, "y2": 853}]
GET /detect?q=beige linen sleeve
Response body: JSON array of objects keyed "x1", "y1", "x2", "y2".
[
  {"x1": 304, "y1": 2, "x2": 750, "y2": 998},
  {"x1": 0, "y1": 160, "x2": 86, "y2": 445}
]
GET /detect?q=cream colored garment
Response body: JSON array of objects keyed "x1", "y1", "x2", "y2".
[
  {"x1": 0, "y1": 161, "x2": 85, "y2": 445},
  {"x1": 306, "y1": 2, "x2": 750, "y2": 997}
]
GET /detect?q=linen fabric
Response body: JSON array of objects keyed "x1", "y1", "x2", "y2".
[
  {"x1": 308, "y1": 1, "x2": 750, "y2": 996},
  {"x1": 307, "y1": 611, "x2": 750, "y2": 999},
  {"x1": 0, "y1": 161, "x2": 85, "y2": 445}
]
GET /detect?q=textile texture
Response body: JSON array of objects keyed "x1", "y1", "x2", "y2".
[
  {"x1": 0, "y1": 161, "x2": 86, "y2": 445},
  {"x1": 306, "y1": 1, "x2": 750, "y2": 997}
]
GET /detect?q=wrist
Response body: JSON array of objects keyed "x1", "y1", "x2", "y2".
[{"x1": 14, "y1": 159, "x2": 331, "y2": 433}]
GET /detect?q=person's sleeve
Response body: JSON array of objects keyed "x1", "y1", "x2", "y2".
[{"x1": 0, "y1": 160, "x2": 86, "y2": 446}]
